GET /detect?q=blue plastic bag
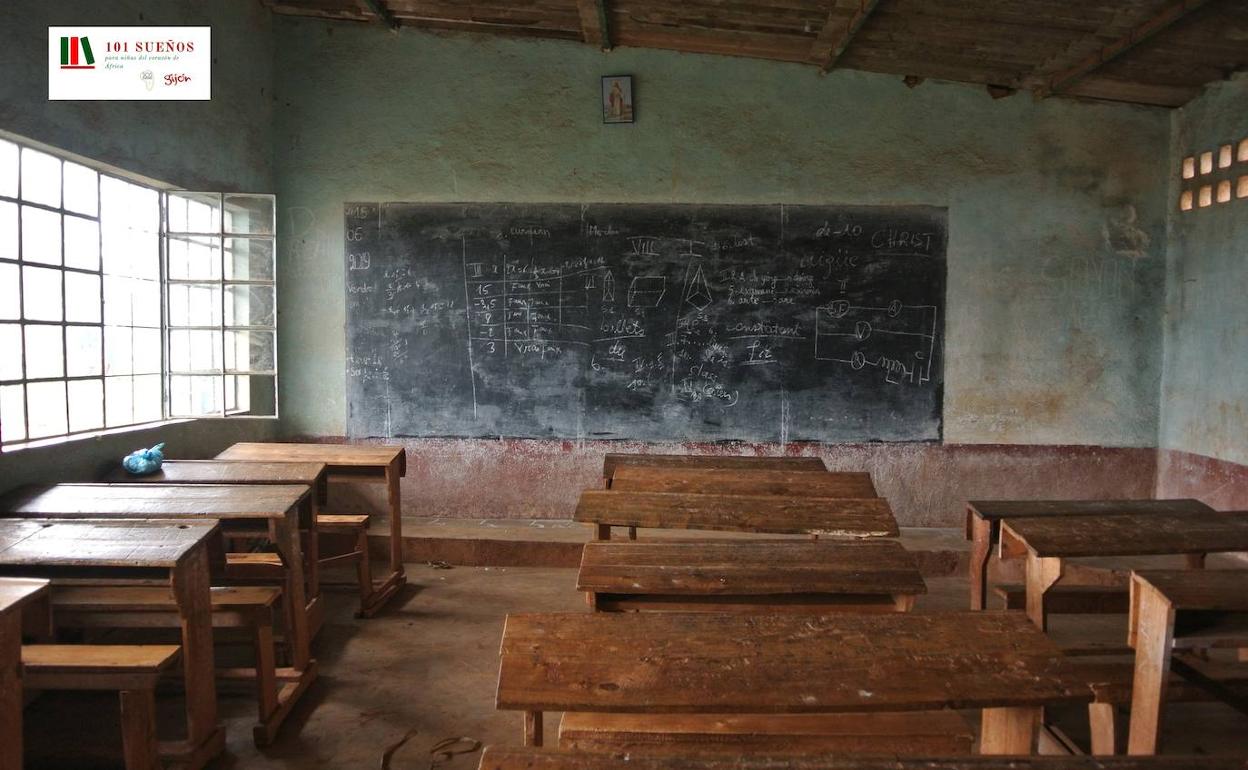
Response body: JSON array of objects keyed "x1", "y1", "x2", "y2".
[{"x1": 122, "y1": 442, "x2": 166, "y2": 475}]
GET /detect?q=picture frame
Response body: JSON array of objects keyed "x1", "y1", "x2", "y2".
[{"x1": 601, "y1": 75, "x2": 634, "y2": 124}]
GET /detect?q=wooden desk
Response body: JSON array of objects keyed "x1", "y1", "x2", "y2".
[
  {"x1": 610, "y1": 467, "x2": 877, "y2": 498},
  {"x1": 578, "y1": 539, "x2": 925, "y2": 612},
  {"x1": 575, "y1": 490, "x2": 898, "y2": 540},
  {"x1": 496, "y1": 610, "x2": 1086, "y2": 752},
  {"x1": 965, "y1": 500, "x2": 1214, "y2": 611},
  {"x1": 1126, "y1": 570, "x2": 1248, "y2": 755},
  {"x1": 216, "y1": 442, "x2": 406, "y2": 616},
  {"x1": 0, "y1": 577, "x2": 48, "y2": 770},
  {"x1": 0, "y1": 519, "x2": 222, "y2": 770},
  {"x1": 602, "y1": 453, "x2": 827, "y2": 487},
  {"x1": 0, "y1": 483, "x2": 316, "y2": 677},
  {"x1": 104, "y1": 460, "x2": 328, "y2": 627},
  {"x1": 1000, "y1": 512, "x2": 1248, "y2": 631},
  {"x1": 479, "y1": 747, "x2": 1248, "y2": 770}
]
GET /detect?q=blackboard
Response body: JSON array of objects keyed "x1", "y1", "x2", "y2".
[{"x1": 345, "y1": 203, "x2": 946, "y2": 443}]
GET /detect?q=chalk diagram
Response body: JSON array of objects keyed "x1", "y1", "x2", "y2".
[
  {"x1": 628, "y1": 276, "x2": 667, "y2": 308},
  {"x1": 814, "y1": 299, "x2": 938, "y2": 385},
  {"x1": 682, "y1": 265, "x2": 713, "y2": 311}
]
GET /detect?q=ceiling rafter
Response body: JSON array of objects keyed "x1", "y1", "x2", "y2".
[
  {"x1": 810, "y1": 0, "x2": 885, "y2": 74},
  {"x1": 1034, "y1": 0, "x2": 1216, "y2": 98},
  {"x1": 576, "y1": 0, "x2": 613, "y2": 50}
]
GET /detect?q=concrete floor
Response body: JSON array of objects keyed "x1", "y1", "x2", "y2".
[{"x1": 23, "y1": 565, "x2": 1248, "y2": 768}]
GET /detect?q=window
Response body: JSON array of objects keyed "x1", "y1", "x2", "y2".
[{"x1": 0, "y1": 136, "x2": 276, "y2": 447}]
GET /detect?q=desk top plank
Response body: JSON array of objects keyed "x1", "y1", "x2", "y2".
[
  {"x1": 603, "y1": 454, "x2": 827, "y2": 480},
  {"x1": 0, "y1": 577, "x2": 49, "y2": 615},
  {"x1": 104, "y1": 460, "x2": 325, "y2": 486},
  {"x1": 1133, "y1": 570, "x2": 1248, "y2": 612},
  {"x1": 610, "y1": 468, "x2": 876, "y2": 498},
  {"x1": 0, "y1": 519, "x2": 216, "y2": 569},
  {"x1": 575, "y1": 491, "x2": 897, "y2": 537},
  {"x1": 0, "y1": 483, "x2": 309, "y2": 520},
  {"x1": 1003, "y1": 512, "x2": 1248, "y2": 558},
  {"x1": 217, "y1": 442, "x2": 405, "y2": 475},
  {"x1": 479, "y1": 747, "x2": 1248, "y2": 770},
  {"x1": 578, "y1": 540, "x2": 925, "y2": 597},
  {"x1": 968, "y1": 499, "x2": 1214, "y2": 523},
  {"x1": 497, "y1": 611, "x2": 1084, "y2": 713}
]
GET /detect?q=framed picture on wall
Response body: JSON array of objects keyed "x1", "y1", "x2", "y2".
[{"x1": 602, "y1": 75, "x2": 634, "y2": 124}]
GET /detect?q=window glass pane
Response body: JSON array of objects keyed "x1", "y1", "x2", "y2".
[
  {"x1": 224, "y1": 195, "x2": 274, "y2": 235},
  {"x1": 0, "y1": 201, "x2": 16, "y2": 261},
  {"x1": 170, "y1": 374, "x2": 221, "y2": 417},
  {"x1": 131, "y1": 278, "x2": 160, "y2": 327},
  {"x1": 170, "y1": 328, "x2": 221, "y2": 372},
  {"x1": 168, "y1": 235, "x2": 221, "y2": 280},
  {"x1": 103, "y1": 275, "x2": 133, "y2": 326},
  {"x1": 133, "y1": 374, "x2": 161, "y2": 423},
  {"x1": 0, "y1": 262, "x2": 18, "y2": 320},
  {"x1": 64, "y1": 215, "x2": 99, "y2": 270},
  {"x1": 101, "y1": 177, "x2": 158, "y2": 233},
  {"x1": 102, "y1": 222, "x2": 158, "y2": 278},
  {"x1": 66, "y1": 325, "x2": 102, "y2": 377},
  {"x1": 62, "y1": 161, "x2": 98, "y2": 216},
  {"x1": 168, "y1": 283, "x2": 221, "y2": 327},
  {"x1": 20, "y1": 149, "x2": 60, "y2": 207},
  {"x1": 22, "y1": 266, "x2": 62, "y2": 321},
  {"x1": 132, "y1": 327, "x2": 161, "y2": 374},
  {"x1": 168, "y1": 192, "x2": 221, "y2": 233},
  {"x1": 0, "y1": 384, "x2": 24, "y2": 442},
  {"x1": 226, "y1": 284, "x2": 275, "y2": 327},
  {"x1": 26, "y1": 380, "x2": 67, "y2": 438},
  {"x1": 104, "y1": 325, "x2": 132, "y2": 375},
  {"x1": 104, "y1": 375, "x2": 133, "y2": 427},
  {"x1": 24, "y1": 325, "x2": 64, "y2": 378},
  {"x1": 0, "y1": 139, "x2": 17, "y2": 199},
  {"x1": 67, "y1": 378, "x2": 103, "y2": 432},
  {"x1": 21, "y1": 206, "x2": 62, "y2": 265},
  {"x1": 0, "y1": 323, "x2": 21, "y2": 380},
  {"x1": 225, "y1": 238, "x2": 274, "y2": 281},
  {"x1": 226, "y1": 330, "x2": 275, "y2": 373},
  {"x1": 65, "y1": 271, "x2": 101, "y2": 323}
]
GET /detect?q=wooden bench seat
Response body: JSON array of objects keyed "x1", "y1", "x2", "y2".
[
  {"x1": 23, "y1": 644, "x2": 180, "y2": 770},
  {"x1": 609, "y1": 467, "x2": 877, "y2": 498},
  {"x1": 316, "y1": 513, "x2": 373, "y2": 616},
  {"x1": 50, "y1": 585, "x2": 314, "y2": 746},
  {"x1": 993, "y1": 583, "x2": 1130, "y2": 614},
  {"x1": 557, "y1": 711, "x2": 975, "y2": 756}
]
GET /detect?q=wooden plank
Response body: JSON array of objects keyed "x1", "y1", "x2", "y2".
[
  {"x1": 575, "y1": 490, "x2": 898, "y2": 537},
  {"x1": 496, "y1": 611, "x2": 1086, "y2": 714},
  {"x1": 0, "y1": 483, "x2": 309, "y2": 521},
  {"x1": 603, "y1": 453, "x2": 826, "y2": 481},
  {"x1": 1131, "y1": 570, "x2": 1248, "y2": 614},
  {"x1": 576, "y1": 0, "x2": 611, "y2": 49},
  {"x1": 1004, "y1": 512, "x2": 1248, "y2": 558},
  {"x1": 105, "y1": 460, "x2": 326, "y2": 486},
  {"x1": 0, "y1": 519, "x2": 216, "y2": 569},
  {"x1": 217, "y1": 442, "x2": 406, "y2": 475},
  {"x1": 0, "y1": 577, "x2": 49, "y2": 616},
  {"x1": 479, "y1": 747, "x2": 1248, "y2": 770},
  {"x1": 578, "y1": 539, "x2": 925, "y2": 597},
  {"x1": 610, "y1": 467, "x2": 876, "y2": 497},
  {"x1": 810, "y1": 0, "x2": 883, "y2": 72},
  {"x1": 967, "y1": 498, "x2": 1214, "y2": 523}
]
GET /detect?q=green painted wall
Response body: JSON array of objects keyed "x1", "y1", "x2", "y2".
[
  {"x1": 274, "y1": 17, "x2": 1170, "y2": 447},
  {"x1": 0, "y1": 0, "x2": 278, "y2": 492},
  {"x1": 1159, "y1": 74, "x2": 1248, "y2": 466}
]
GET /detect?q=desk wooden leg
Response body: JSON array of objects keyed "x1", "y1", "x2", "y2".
[
  {"x1": 1127, "y1": 585, "x2": 1175, "y2": 756},
  {"x1": 524, "y1": 711, "x2": 543, "y2": 747},
  {"x1": 270, "y1": 517, "x2": 312, "y2": 672},
  {"x1": 893, "y1": 594, "x2": 916, "y2": 612},
  {"x1": 171, "y1": 546, "x2": 221, "y2": 755},
  {"x1": 119, "y1": 688, "x2": 160, "y2": 770},
  {"x1": 980, "y1": 706, "x2": 1039, "y2": 754},
  {"x1": 1025, "y1": 552, "x2": 1063, "y2": 631},
  {"x1": 627, "y1": 526, "x2": 637, "y2": 541},
  {"x1": 1, "y1": 612, "x2": 22, "y2": 770},
  {"x1": 595, "y1": 524, "x2": 611, "y2": 541},
  {"x1": 968, "y1": 514, "x2": 993, "y2": 610},
  {"x1": 386, "y1": 465, "x2": 405, "y2": 580},
  {"x1": 1185, "y1": 552, "x2": 1206, "y2": 569},
  {"x1": 1089, "y1": 703, "x2": 1118, "y2": 755}
]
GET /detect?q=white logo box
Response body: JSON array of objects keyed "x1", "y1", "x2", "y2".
[{"x1": 48, "y1": 26, "x2": 211, "y2": 101}]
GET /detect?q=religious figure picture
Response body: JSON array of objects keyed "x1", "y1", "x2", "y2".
[{"x1": 602, "y1": 75, "x2": 634, "y2": 124}]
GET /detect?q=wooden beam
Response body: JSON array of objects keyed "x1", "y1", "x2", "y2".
[
  {"x1": 363, "y1": 0, "x2": 400, "y2": 31},
  {"x1": 576, "y1": 0, "x2": 612, "y2": 51},
  {"x1": 810, "y1": 0, "x2": 884, "y2": 74},
  {"x1": 1036, "y1": 0, "x2": 1214, "y2": 97}
]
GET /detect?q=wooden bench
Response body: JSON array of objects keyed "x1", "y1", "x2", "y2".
[
  {"x1": 557, "y1": 711, "x2": 974, "y2": 755},
  {"x1": 609, "y1": 467, "x2": 877, "y2": 497},
  {"x1": 602, "y1": 453, "x2": 827, "y2": 487},
  {"x1": 50, "y1": 585, "x2": 315, "y2": 746},
  {"x1": 579, "y1": 539, "x2": 925, "y2": 613},
  {"x1": 479, "y1": 746, "x2": 1248, "y2": 770},
  {"x1": 575, "y1": 490, "x2": 898, "y2": 540},
  {"x1": 316, "y1": 514, "x2": 373, "y2": 615},
  {"x1": 23, "y1": 644, "x2": 180, "y2": 770}
]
